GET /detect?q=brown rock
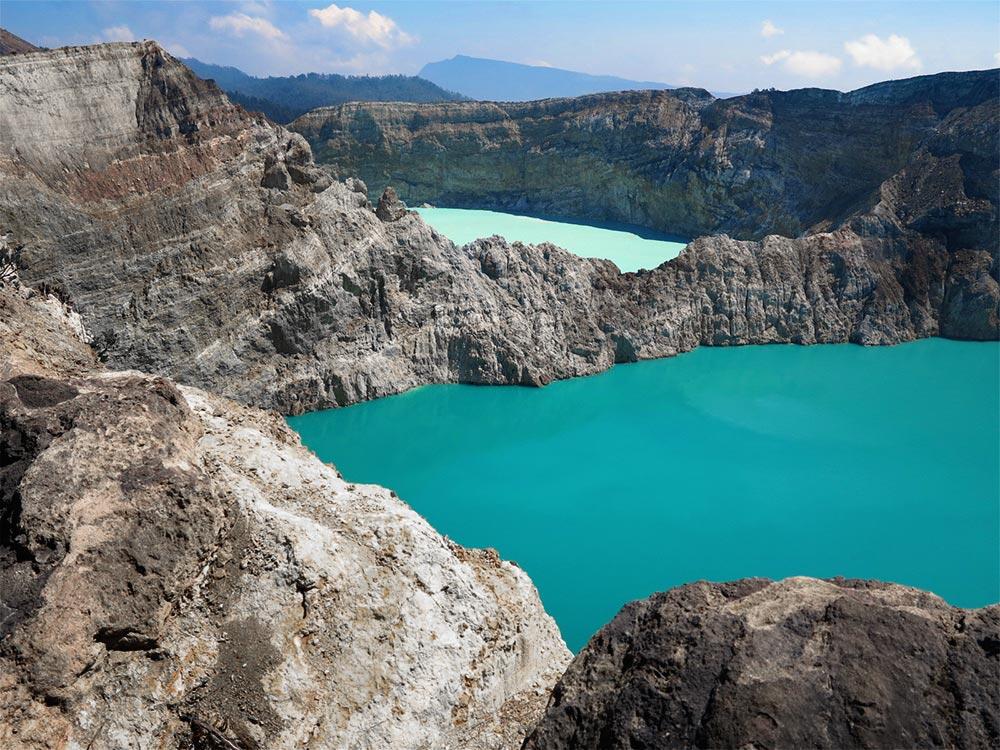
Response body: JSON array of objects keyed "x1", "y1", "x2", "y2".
[
  {"x1": 524, "y1": 578, "x2": 1000, "y2": 750},
  {"x1": 375, "y1": 185, "x2": 408, "y2": 221}
]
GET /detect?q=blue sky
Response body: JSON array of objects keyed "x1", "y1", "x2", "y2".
[{"x1": 3, "y1": 1, "x2": 998, "y2": 91}]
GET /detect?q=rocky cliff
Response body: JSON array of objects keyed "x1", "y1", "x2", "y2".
[
  {"x1": 292, "y1": 70, "x2": 999, "y2": 244},
  {"x1": 1, "y1": 43, "x2": 996, "y2": 418},
  {"x1": 524, "y1": 578, "x2": 1000, "y2": 750},
  {"x1": 1, "y1": 42, "x2": 998, "y2": 750},
  {"x1": 0, "y1": 264, "x2": 570, "y2": 749}
]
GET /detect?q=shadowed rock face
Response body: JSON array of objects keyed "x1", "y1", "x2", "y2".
[
  {"x1": 524, "y1": 578, "x2": 1000, "y2": 750},
  {"x1": 1, "y1": 43, "x2": 997, "y2": 421},
  {"x1": 292, "y1": 71, "x2": 999, "y2": 243},
  {"x1": 0, "y1": 274, "x2": 570, "y2": 750}
]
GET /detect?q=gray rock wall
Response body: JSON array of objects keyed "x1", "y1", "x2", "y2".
[{"x1": 1, "y1": 45, "x2": 996, "y2": 418}]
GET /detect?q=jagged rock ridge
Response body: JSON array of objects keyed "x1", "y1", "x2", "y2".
[
  {"x1": 1, "y1": 43, "x2": 997, "y2": 422},
  {"x1": 524, "y1": 578, "x2": 1000, "y2": 750}
]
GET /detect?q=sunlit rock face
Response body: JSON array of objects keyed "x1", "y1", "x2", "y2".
[{"x1": 293, "y1": 70, "x2": 998, "y2": 244}]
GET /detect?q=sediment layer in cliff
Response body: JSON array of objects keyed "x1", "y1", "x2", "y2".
[{"x1": 1, "y1": 43, "x2": 996, "y2": 420}]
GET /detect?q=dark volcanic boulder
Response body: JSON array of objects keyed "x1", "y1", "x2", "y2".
[{"x1": 524, "y1": 577, "x2": 1000, "y2": 750}]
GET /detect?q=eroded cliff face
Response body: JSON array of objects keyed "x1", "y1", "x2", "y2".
[
  {"x1": 2, "y1": 44, "x2": 996, "y2": 416},
  {"x1": 524, "y1": 578, "x2": 1000, "y2": 750},
  {"x1": 0, "y1": 273, "x2": 570, "y2": 750},
  {"x1": 292, "y1": 71, "x2": 999, "y2": 244}
]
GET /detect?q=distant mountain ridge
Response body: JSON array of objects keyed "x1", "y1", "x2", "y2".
[
  {"x1": 181, "y1": 57, "x2": 466, "y2": 123},
  {"x1": 419, "y1": 54, "x2": 684, "y2": 101},
  {"x1": 0, "y1": 27, "x2": 42, "y2": 55}
]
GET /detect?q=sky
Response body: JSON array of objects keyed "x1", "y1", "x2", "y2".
[{"x1": 2, "y1": 0, "x2": 998, "y2": 92}]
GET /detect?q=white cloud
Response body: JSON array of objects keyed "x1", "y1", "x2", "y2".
[
  {"x1": 239, "y1": 1, "x2": 273, "y2": 15},
  {"x1": 760, "y1": 20, "x2": 783, "y2": 38},
  {"x1": 308, "y1": 3, "x2": 413, "y2": 48},
  {"x1": 526, "y1": 59, "x2": 554, "y2": 68},
  {"x1": 164, "y1": 42, "x2": 191, "y2": 58},
  {"x1": 209, "y1": 12, "x2": 287, "y2": 41},
  {"x1": 993, "y1": 51, "x2": 1000, "y2": 64},
  {"x1": 761, "y1": 49, "x2": 842, "y2": 78},
  {"x1": 844, "y1": 34, "x2": 921, "y2": 72},
  {"x1": 101, "y1": 25, "x2": 135, "y2": 42},
  {"x1": 676, "y1": 62, "x2": 697, "y2": 86}
]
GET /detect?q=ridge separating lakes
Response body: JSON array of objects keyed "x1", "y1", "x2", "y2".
[
  {"x1": 289, "y1": 338, "x2": 1000, "y2": 652},
  {"x1": 413, "y1": 206, "x2": 687, "y2": 272}
]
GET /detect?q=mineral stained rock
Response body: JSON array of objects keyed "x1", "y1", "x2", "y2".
[
  {"x1": 523, "y1": 578, "x2": 1000, "y2": 750},
  {"x1": 0, "y1": 275, "x2": 570, "y2": 749},
  {"x1": 1, "y1": 43, "x2": 997, "y2": 417}
]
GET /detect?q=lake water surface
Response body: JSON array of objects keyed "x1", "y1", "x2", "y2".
[
  {"x1": 290, "y1": 339, "x2": 1000, "y2": 651},
  {"x1": 414, "y1": 207, "x2": 686, "y2": 272}
]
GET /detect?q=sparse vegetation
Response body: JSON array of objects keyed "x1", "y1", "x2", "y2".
[{"x1": 0, "y1": 234, "x2": 23, "y2": 286}]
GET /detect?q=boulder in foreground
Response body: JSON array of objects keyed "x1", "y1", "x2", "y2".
[{"x1": 524, "y1": 577, "x2": 999, "y2": 750}]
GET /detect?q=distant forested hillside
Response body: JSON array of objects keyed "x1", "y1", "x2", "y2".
[{"x1": 182, "y1": 58, "x2": 466, "y2": 123}]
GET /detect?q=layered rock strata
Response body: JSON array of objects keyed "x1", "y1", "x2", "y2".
[
  {"x1": 524, "y1": 577, "x2": 1000, "y2": 750},
  {"x1": 292, "y1": 71, "x2": 999, "y2": 243},
  {"x1": 0, "y1": 270, "x2": 570, "y2": 749},
  {"x1": 1, "y1": 44, "x2": 997, "y2": 420}
]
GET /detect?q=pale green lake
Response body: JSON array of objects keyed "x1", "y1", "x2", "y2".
[{"x1": 413, "y1": 207, "x2": 686, "y2": 272}]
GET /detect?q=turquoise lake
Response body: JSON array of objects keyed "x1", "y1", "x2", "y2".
[
  {"x1": 413, "y1": 207, "x2": 686, "y2": 272},
  {"x1": 289, "y1": 339, "x2": 1000, "y2": 651}
]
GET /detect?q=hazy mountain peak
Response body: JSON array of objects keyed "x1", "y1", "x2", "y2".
[{"x1": 418, "y1": 54, "x2": 676, "y2": 101}]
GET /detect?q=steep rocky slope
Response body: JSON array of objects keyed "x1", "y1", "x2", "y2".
[
  {"x1": 1, "y1": 43, "x2": 997, "y2": 420},
  {"x1": 0, "y1": 29, "x2": 39, "y2": 56},
  {"x1": 0, "y1": 268, "x2": 570, "y2": 749},
  {"x1": 524, "y1": 578, "x2": 1000, "y2": 750},
  {"x1": 292, "y1": 70, "x2": 999, "y2": 243}
]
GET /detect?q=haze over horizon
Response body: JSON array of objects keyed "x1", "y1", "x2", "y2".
[{"x1": 3, "y1": 0, "x2": 998, "y2": 93}]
